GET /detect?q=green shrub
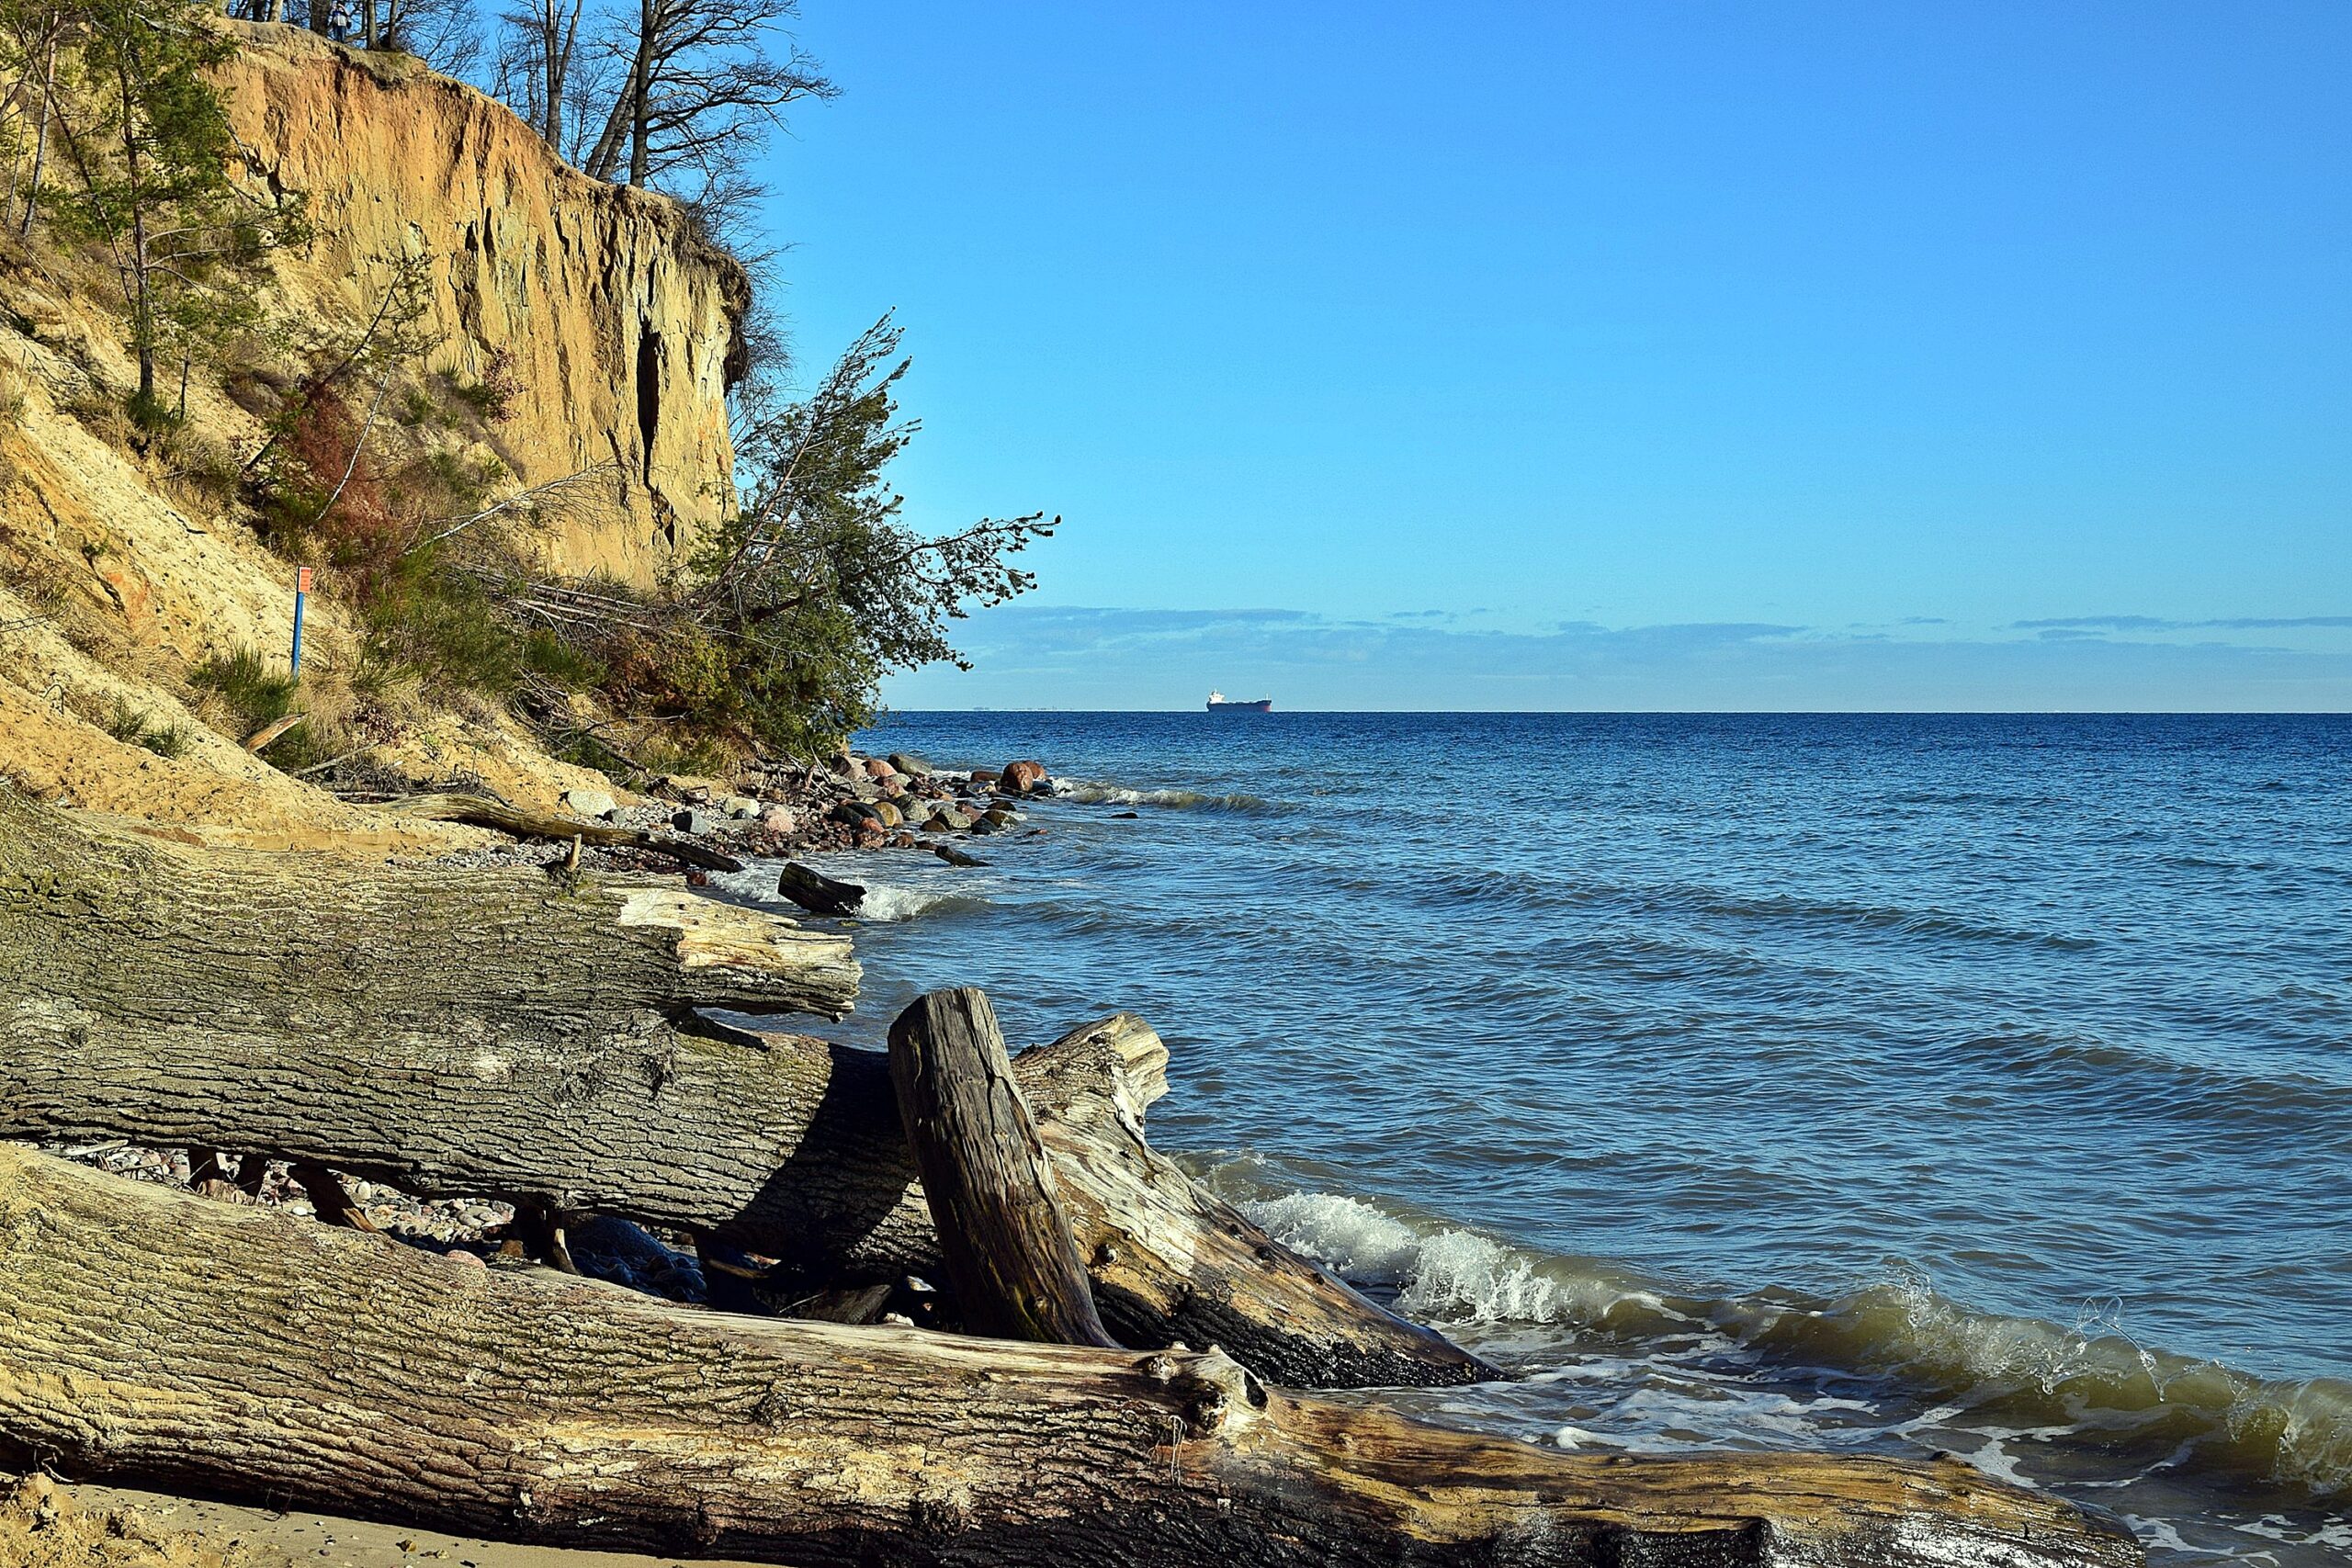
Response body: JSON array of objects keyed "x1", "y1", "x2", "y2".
[
  {"x1": 190, "y1": 646, "x2": 296, "y2": 730},
  {"x1": 101, "y1": 697, "x2": 190, "y2": 758}
]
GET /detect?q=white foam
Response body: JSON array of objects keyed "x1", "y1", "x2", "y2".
[
  {"x1": 1057, "y1": 780, "x2": 1274, "y2": 812},
  {"x1": 1239, "y1": 1190, "x2": 1574, "y2": 1325},
  {"x1": 1242, "y1": 1191, "x2": 1424, "y2": 1280},
  {"x1": 1396, "y1": 1226, "x2": 1571, "y2": 1324},
  {"x1": 851, "y1": 883, "x2": 960, "y2": 923}
]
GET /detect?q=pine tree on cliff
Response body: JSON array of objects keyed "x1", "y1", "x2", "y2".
[
  {"x1": 675, "y1": 313, "x2": 1057, "y2": 755},
  {"x1": 44, "y1": 0, "x2": 306, "y2": 426}
]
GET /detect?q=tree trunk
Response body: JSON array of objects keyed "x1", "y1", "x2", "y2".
[
  {"x1": 370, "y1": 789, "x2": 747, "y2": 872},
  {"x1": 18, "y1": 37, "x2": 55, "y2": 240},
  {"x1": 627, "y1": 0, "x2": 652, "y2": 185},
  {"x1": 888, "y1": 988, "x2": 1116, "y2": 1348},
  {"x1": 117, "y1": 62, "x2": 154, "y2": 407},
  {"x1": 582, "y1": 5, "x2": 650, "y2": 182},
  {"x1": 0, "y1": 795, "x2": 1482, "y2": 1390},
  {"x1": 0, "y1": 795, "x2": 857, "y2": 1025},
  {"x1": 539, "y1": 0, "x2": 581, "y2": 149},
  {"x1": 0, "y1": 1145, "x2": 2141, "y2": 1568}
]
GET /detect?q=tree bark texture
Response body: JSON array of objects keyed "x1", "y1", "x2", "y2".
[
  {"x1": 0, "y1": 1145, "x2": 2140, "y2": 1568},
  {"x1": 0, "y1": 795, "x2": 1478, "y2": 1388},
  {"x1": 888, "y1": 988, "x2": 1116, "y2": 1348},
  {"x1": 0, "y1": 794, "x2": 855, "y2": 1026}
]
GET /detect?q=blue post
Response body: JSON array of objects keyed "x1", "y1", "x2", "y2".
[{"x1": 290, "y1": 567, "x2": 311, "y2": 679}]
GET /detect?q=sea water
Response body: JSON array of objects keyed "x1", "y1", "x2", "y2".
[{"x1": 718, "y1": 712, "x2": 2350, "y2": 1564}]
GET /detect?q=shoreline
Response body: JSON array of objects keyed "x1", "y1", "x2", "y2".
[{"x1": 6, "y1": 728, "x2": 2326, "y2": 1565}]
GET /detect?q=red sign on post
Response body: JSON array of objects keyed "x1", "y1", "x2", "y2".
[{"x1": 297, "y1": 567, "x2": 313, "y2": 593}]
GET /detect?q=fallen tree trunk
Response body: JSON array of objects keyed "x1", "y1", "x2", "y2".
[
  {"x1": 0, "y1": 794, "x2": 1479, "y2": 1387},
  {"x1": 372, "y1": 790, "x2": 746, "y2": 872},
  {"x1": 889, "y1": 988, "x2": 1117, "y2": 1347},
  {"x1": 0, "y1": 791, "x2": 856, "y2": 1024},
  {"x1": 0, "y1": 1145, "x2": 2141, "y2": 1568}
]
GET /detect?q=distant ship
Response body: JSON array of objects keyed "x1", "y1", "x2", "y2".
[{"x1": 1207, "y1": 690, "x2": 1272, "y2": 712}]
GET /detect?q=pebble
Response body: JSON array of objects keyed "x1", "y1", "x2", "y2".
[{"x1": 672, "y1": 808, "x2": 712, "y2": 835}]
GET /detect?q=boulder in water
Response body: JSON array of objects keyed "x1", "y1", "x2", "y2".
[
  {"x1": 933, "y1": 843, "x2": 986, "y2": 867},
  {"x1": 776, "y1": 861, "x2": 865, "y2": 917},
  {"x1": 1001, "y1": 760, "x2": 1047, "y2": 794},
  {"x1": 887, "y1": 752, "x2": 933, "y2": 777}
]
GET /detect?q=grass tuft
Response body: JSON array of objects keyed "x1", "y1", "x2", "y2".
[{"x1": 102, "y1": 697, "x2": 191, "y2": 758}]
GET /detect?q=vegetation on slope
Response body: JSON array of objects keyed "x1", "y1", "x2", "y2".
[{"x1": 0, "y1": 0, "x2": 1050, "y2": 783}]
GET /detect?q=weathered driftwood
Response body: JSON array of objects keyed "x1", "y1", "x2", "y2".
[
  {"x1": 0, "y1": 1145, "x2": 2141, "y2": 1568},
  {"x1": 0, "y1": 795, "x2": 1477, "y2": 1387},
  {"x1": 889, "y1": 988, "x2": 1117, "y2": 1347},
  {"x1": 372, "y1": 789, "x2": 746, "y2": 872},
  {"x1": 776, "y1": 859, "x2": 865, "y2": 916},
  {"x1": 0, "y1": 788, "x2": 855, "y2": 1025}
]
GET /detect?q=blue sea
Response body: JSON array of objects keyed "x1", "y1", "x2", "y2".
[{"x1": 726, "y1": 712, "x2": 2350, "y2": 1564}]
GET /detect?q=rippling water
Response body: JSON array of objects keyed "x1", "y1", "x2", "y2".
[{"x1": 729, "y1": 712, "x2": 2350, "y2": 1564}]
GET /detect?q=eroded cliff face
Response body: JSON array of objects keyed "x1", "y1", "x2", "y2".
[
  {"x1": 221, "y1": 21, "x2": 748, "y2": 584},
  {"x1": 0, "y1": 22, "x2": 736, "y2": 840}
]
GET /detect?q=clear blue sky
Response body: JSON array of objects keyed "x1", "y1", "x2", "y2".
[{"x1": 756, "y1": 1, "x2": 2350, "y2": 710}]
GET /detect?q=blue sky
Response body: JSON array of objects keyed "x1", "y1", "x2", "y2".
[{"x1": 757, "y1": 2, "x2": 2350, "y2": 710}]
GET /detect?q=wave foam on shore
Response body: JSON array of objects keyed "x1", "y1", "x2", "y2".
[
  {"x1": 1221, "y1": 1171, "x2": 2352, "y2": 1501},
  {"x1": 1057, "y1": 780, "x2": 1283, "y2": 812}
]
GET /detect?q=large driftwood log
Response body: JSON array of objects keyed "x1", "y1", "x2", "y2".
[
  {"x1": 372, "y1": 790, "x2": 747, "y2": 872},
  {"x1": 0, "y1": 795, "x2": 1480, "y2": 1387},
  {"x1": 889, "y1": 988, "x2": 1117, "y2": 1347},
  {"x1": 0, "y1": 790, "x2": 857, "y2": 1023},
  {"x1": 0, "y1": 1145, "x2": 2140, "y2": 1568}
]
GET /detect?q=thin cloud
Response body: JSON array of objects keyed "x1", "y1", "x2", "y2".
[
  {"x1": 895, "y1": 603, "x2": 2352, "y2": 711},
  {"x1": 2014, "y1": 614, "x2": 2352, "y2": 632}
]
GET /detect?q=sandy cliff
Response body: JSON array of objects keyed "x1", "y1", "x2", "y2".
[
  {"x1": 0, "y1": 21, "x2": 745, "y2": 841},
  {"x1": 222, "y1": 22, "x2": 748, "y2": 584}
]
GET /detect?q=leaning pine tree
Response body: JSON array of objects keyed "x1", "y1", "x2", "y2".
[
  {"x1": 668, "y1": 312, "x2": 1057, "y2": 757},
  {"x1": 45, "y1": 0, "x2": 307, "y2": 427}
]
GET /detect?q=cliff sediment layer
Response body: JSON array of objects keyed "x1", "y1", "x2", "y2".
[
  {"x1": 222, "y1": 22, "x2": 748, "y2": 583},
  {"x1": 0, "y1": 21, "x2": 746, "y2": 838}
]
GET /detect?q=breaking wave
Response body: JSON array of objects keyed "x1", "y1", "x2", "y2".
[
  {"x1": 1225, "y1": 1174, "x2": 2352, "y2": 1501},
  {"x1": 1057, "y1": 780, "x2": 1283, "y2": 813},
  {"x1": 843, "y1": 883, "x2": 991, "y2": 923},
  {"x1": 710, "y1": 863, "x2": 990, "y2": 925}
]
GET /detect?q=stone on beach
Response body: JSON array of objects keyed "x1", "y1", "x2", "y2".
[
  {"x1": 888, "y1": 752, "x2": 933, "y2": 777},
  {"x1": 1001, "y1": 760, "x2": 1048, "y2": 794},
  {"x1": 560, "y1": 787, "x2": 616, "y2": 819},
  {"x1": 672, "y1": 808, "x2": 713, "y2": 835}
]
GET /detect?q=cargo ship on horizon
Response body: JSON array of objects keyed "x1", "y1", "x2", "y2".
[{"x1": 1207, "y1": 690, "x2": 1272, "y2": 712}]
